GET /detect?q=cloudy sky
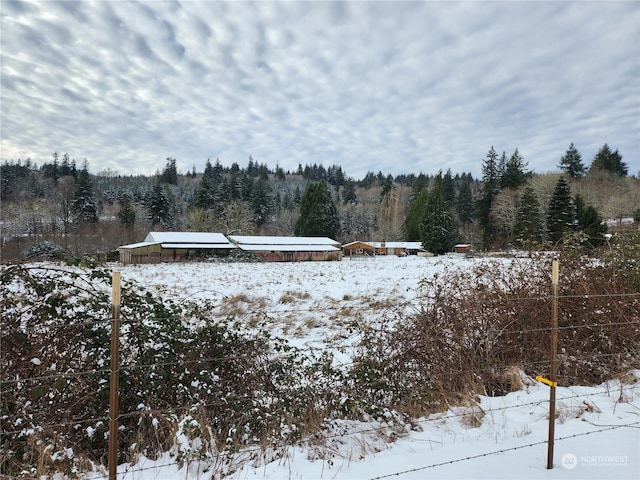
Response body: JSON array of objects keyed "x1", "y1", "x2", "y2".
[{"x1": 1, "y1": 1, "x2": 638, "y2": 180}]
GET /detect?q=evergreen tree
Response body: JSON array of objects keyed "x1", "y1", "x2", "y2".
[
  {"x1": 380, "y1": 174, "x2": 393, "y2": 201},
  {"x1": 147, "y1": 180, "x2": 174, "y2": 228},
  {"x1": 475, "y1": 146, "x2": 501, "y2": 248},
  {"x1": 71, "y1": 163, "x2": 98, "y2": 224},
  {"x1": 501, "y1": 148, "x2": 529, "y2": 189},
  {"x1": 117, "y1": 195, "x2": 136, "y2": 229},
  {"x1": 497, "y1": 150, "x2": 508, "y2": 183},
  {"x1": 251, "y1": 177, "x2": 274, "y2": 226},
  {"x1": 405, "y1": 188, "x2": 428, "y2": 241},
  {"x1": 192, "y1": 159, "x2": 218, "y2": 211},
  {"x1": 342, "y1": 180, "x2": 357, "y2": 205},
  {"x1": 589, "y1": 144, "x2": 627, "y2": 176},
  {"x1": 442, "y1": 169, "x2": 455, "y2": 205},
  {"x1": 575, "y1": 194, "x2": 607, "y2": 247},
  {"x1": 546, "y1": 177, "x2": 576, "y2": 244},
  {"x1": 512, "y1": 186, "x2": 544, "y2": 247},
  {"x1": 455, "y1": 179, "x2": 474, "y2": 225},
  {"x1": 410, "y1": 173, "x2": 429, "y2": 201},
  {"x1": 294, "y1": 181, "x2": 340, "y2": 238},
  {"x1": 420, "y1": 174, "x2": 457, "y2": 255},
  {"x1": 159, "y1": 157, "x2": 178, "y2": 185},
  {"x1": 558, "y1": 142, "x2": 586, "y2": 178}
]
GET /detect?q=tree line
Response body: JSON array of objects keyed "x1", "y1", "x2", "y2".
[{"x1": 0, "y1": 142, "x2": 637, "y2": 261}]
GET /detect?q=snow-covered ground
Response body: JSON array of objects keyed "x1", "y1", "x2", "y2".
[{"x1": 99, "y1": 255, "x2": 639, "y2": 479}]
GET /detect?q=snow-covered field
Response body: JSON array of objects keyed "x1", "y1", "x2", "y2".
[{"x1": 102, "y1": 255, "x2": 639, "y2": 479}]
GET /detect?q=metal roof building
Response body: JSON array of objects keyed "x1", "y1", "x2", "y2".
[
  {"x1": 229, "y1": 235, "x2": 342, "y2": 262},
  {"x1": 118, "y1": 232, "x2": 235, "y2": 264}
]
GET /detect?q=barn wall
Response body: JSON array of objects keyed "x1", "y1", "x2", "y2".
[{"x1": 253, "y1": 250, "x2": 341, "y2": 262}]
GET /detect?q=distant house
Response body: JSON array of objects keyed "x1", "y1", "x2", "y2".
[
  {"x1": 369, "y1": 241, "x2": 423, "y2": 256},
  {"x1": 454, "y1": 243, "x2": 472, "y2": 254},
  {"x1": 229, "y1": 235, "x2": 342, "y2": 262},
  {"x1": 118, "y1": 232, "x2": 235, "y2": 264},
  {"x1": 342, "y1": 241, "x2": 375, "y2": 258}
]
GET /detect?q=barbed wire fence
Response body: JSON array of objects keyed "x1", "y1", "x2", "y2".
[{"x1": 1, "y1": 267, "x2": 639, "y2": 479}]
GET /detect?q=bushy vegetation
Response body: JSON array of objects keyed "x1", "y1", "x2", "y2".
[{"x1": 1, "y1": 233, "x2": 638, "y2": 477}]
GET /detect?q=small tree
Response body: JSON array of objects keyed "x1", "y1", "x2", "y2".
[
  {"x1": 117, "y1": 195, "x2": 136, "y2": 230},
  {"x1": 476, "y1": 146, "x2": 501, "y2": 248},
  {"x1": 405, "y1": 188, "x2": 428, "y2": 241},
  {"x1": 546, "y1": 177, "x2": 576, "y2": 244},
  {"x1": 501, "y1": 148, "x2": 529, "y2": 190},
  {"x1": 575, "y1": 194, "x2": 607, "y2": 247},
  {"x1": 558, "y1": 142, "x2": 586, "y2": 178},
  {"x1": 420, "y1": 174, "x2": 457, "y2": 255},
  {"x1": 512, "y1": 186, "x2": 544, "y2": 248},
  {"x1": 455, "y1": 179, "x2": 474, "y2": 225},
  {"x1": 71, "y1": 163, "x2": 98, "y2": 224},
  {"x1": 146, "y1": 181, "x2": 174, "y2": 228},
  {"x1": 159, "y1": 157, "x2": 178, "y2": 185},
  {"x1": 589, "y1": 144, "x2": 628, "y2": 176},
  {"x1": 294, "y1": 181, "x2": 340, "y2": 238}
]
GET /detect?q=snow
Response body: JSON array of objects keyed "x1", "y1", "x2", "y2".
[{"x1": 90, "y1": 255, "x2": 638, "y2": 479}]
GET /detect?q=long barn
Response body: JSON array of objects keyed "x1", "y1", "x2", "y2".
[
  {"x1": 229, "y1": 235, "x2": 342, "y2": 262},
  {"x1": 118, "y1": 232, "x2": 235, "y2": 264}
]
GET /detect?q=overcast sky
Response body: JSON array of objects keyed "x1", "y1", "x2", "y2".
[{"x1": 1, "y1": 1, "x2": 638, "y2": 180}]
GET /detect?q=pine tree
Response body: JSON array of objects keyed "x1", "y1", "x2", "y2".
[
  {"x1": 342, "y1": 180, "x2": 357, "y2": 205},
  {"x1": 294, "y1": 181, "x2": 340, "y2": 238},
  {"x1": 501, "y1": 148, "x2": 529, "y2": 189},
  {"x1": 117, "y1": 195, "x2": 136, "y2": 229},
  {"x1": 251, "y1": 177, "x2": 274, "y2": 226},
  {"x1": 442, "y1": 169, "x2": 455, "y2": 205},
  {"x1": 71, "y1": 163, "x2": 98, "y2": 224},
  {"x1": 456, "y1": 179, "x2": 474, "y2": 225},
  {"x1": 558, "y1": 142, "x2": 586, "y2": 178},
  {"x1": 512, "y1": 186, "x2": 544, "y2": 247},
  {"x1": 575, "y1": 194, "x2": 607, "y2": 247},
  {"x1": 192, "y1": 159, "x2": 218, "y2": 211},
  {"x1": 420, "y1": 174, "x2": 458, "y2": 255},
  {"x1": 159, "y1": 157, "x2": 178, "y2": 185},
  {"x1": 546, "y1": 177, "x2": 576, "y2": 244},
  {"x1": 589, "y1": 144, "x2": 628, "y2": 176},
  {"x1": 476, "y1": 146, "x2": 501, "y2": 248},
  {"x1": 405, "y1": 188, "x2": 428, "y2": 241},
  {"x1": 147, "y1": 180, "x2": 174, "y2": 228}
]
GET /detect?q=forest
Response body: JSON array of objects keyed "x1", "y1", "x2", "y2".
[{"x1": 0, "y1": 143, "x2": 638, "y2": 262}]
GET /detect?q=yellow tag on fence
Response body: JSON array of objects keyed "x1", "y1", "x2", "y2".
[{"x1": 536, "y1": 375, "x2": 558, "y2": 387}]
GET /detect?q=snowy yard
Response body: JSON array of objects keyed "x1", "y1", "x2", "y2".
[{"x1": 105, "y1": 254, "x2": 640, "y2": 480}]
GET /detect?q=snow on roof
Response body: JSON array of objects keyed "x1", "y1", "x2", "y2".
[
  {"x1": 144, "y1": 231, "x2": 231, "y2": 244},
  {"x1": 342, "y1": 241, "x2": 374, "y2": 248},
  {"x1": 229, "y1": 235, "x2": 340, "y2": 246},
  {"x1": 237, "y1": 244, "x2": 340, "y2": 252},
  {"x1": 117, "y1": 241, "x2": 160, "y2": 250},
  {"x1": 160, "y1": 243, "x2": 236, "y2": 249},
  {"x1": 369, "y1": 241, "x2": 423, "y2": 249}
]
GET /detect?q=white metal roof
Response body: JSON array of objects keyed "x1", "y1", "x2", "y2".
[
  {"x1": 145, "y1": 231, "x2": 231, "y2": 244},
  {"x1": 117, "y1": 241, "x2": 160, "y2": 250},
  {"x1": 229, "y1": 235, "x2": 340, "y2": 246},
  {"x1": 369, "y1": 241, "x2": 423, "y2": 249},
  {"x1": 160, "y1": 243, "x2": 236, "y2": 249},
  {"x1": 238, "y1": 244, "x2": 340, "y2": 252}
]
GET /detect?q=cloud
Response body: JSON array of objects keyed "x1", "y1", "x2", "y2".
[{"x1": 1, "y1": 0, "x2": 638, "y2": 179}]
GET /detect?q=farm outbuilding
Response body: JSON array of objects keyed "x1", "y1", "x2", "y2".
[
  {"x1": 118, "y1": 232, "x2": 236, "y2": 264},
  {"x1": 229, "y1": 235, "x2": 342, "y2": 262},
  {"x1": 370, "y1": 241, "x2": 423, "y2": 256},
  {"x1": 454, "y1": 243, "x2": 472, "y2": 254},
  {"x1": 342, "y1": 241, "x2": 375, "y2": 258}
]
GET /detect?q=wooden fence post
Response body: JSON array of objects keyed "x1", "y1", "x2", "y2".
[
  {"x1": 546, "y1": 259, "x2": 559, "y2": 469},
  {"x1": 109, "y1": 272, "x2": 121, "y2": 480}
]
